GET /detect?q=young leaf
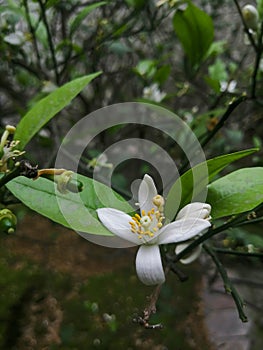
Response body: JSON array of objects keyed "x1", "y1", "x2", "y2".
[
  {"x1": 14, "y1": 72, "x2": 101, "y2": 149},
  {"x1": 165, "y1": 148, "x2": 258, "y2": 221},
  {"x1": 173, "y1": 2, "x2": 214, "y2": 68},
  {"x1": 7, "y1": 174, "x2": 133, "y2": 236},
  {"x1": 69, "y1": 2, "x2": 107, "y2": 36},
  {"x1": 207, "y1": 168, "x2": 263, "y2": 219}
]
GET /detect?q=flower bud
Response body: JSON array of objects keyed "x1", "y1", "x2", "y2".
[
  {"x1": 0, "y1": 209, "x2": 17, "y2": 234},
  {"x1": 176, "y1": 202, "x2": 211, "y2": 221},
  {"x1": 242, "y1": 4, "x2": 259, "y2": 32}
]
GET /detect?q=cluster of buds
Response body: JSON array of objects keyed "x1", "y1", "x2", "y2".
[
  {"x1": 0, "y1": 125, "x2": 25, "y2": 172},
  {"x1": 0, "y1": 209, "x2": 17, "y2": 234}
]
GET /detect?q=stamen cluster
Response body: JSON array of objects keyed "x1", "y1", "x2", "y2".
[{"x1": 129, "y1": 195, "x2": 165, "y2": 239}]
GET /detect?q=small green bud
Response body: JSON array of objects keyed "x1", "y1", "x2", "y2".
[
  {"x1": 242, "y1": 4, "x2": 259, "y2": 31},
  {"x1": 0, "y1": 209, "x2": 17, "y2": 234}
]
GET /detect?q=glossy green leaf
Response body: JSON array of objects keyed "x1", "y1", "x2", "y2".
[
  {"x1": 7, "y1": 174, "x2": 133, "y2": 236},
  {"x1": 165, "y1": 148, "x2": 258, "y2": 220},
  {"x1": 14, "y1": 72, "x2": 101, "y2": 149},
  {"x1": 69, "y1": 2, "x2": 107, "y2": 35},
  {"x1": 207, "y1": 168, "x2": 263, "y2": 219},
  {"x1": 173, "y1": 2, "x2": 214, "y2": 67}
]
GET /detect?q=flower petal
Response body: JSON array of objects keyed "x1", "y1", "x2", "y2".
[
  {"x1": 175, "y1": 242, "x2": 202, "y2": 264},
  {"x1": 135, "y1": 245, "x2": 165, "y2": 285},
  {"x1": 97, "y1": 208, "x2": 140, "y2": 245},
  {"x1": 158, "y1": 217, "x2": 211, "y2": 244},
  {"x1": 176, "y1": 202, "x2": 211, "y2": 220},
  {"x1": 78, "y1": 231, "x2": 135, "y2": 248},
  {"x1": 138, "y1": 174, "x2": 158, "y2": 214}
]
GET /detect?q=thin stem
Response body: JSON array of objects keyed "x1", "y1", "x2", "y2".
[
  {"x1": 203, "y1": 244, "x2": 248, "y2": 322},
  {"x1": 213, "y1": 247, "x2": 263, "y2": 258},
  {"x1": 23, "y1": 0, "x2": 43, "y2": 74},
  {"x1": 135, "y1": 283, "x2": 163, "y2": 329},
  {"x1": 200, "y1": 94, "x2": 247, "y2": 148},
  {"x1": 176, "y1": 94, "x2": 247, "y2": 177},
  {"x1": 251, "y1": 20, "x2": 263, "y2": 98},
  {"x1": 0, "y1": 160, "x2": 38, "y2": 189},
  {"x1": 38, "y1": 0, "x2": 60, "y2": 84},
  {"x1": 0, "y1": 167, "x2": 21, "y2": 188},
  {"x1": 233, "y1": 0, "x2": 258, "y2": 51}
]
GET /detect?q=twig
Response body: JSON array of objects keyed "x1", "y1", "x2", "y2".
[
  {"x1": 213, "y1": 247, "x2": 263, "y2": 258},
  {"x1": 233, "y1": 0, "x2": 258, "y2": 51},
  {"x1": 0, "y1": 160, "x2": 38, "y2": 189},
  {"x1": 38, "y1": 0, "x2": 60, "y2": 84},
  {"x1": 203, "y1": 243, "x2": 248, "y2": 322},
  {"x1": 134, "y1": 283, "x2": 164, "y2": 329},
  {"x1": 200, "y1": 94, "x2": 247, "y2": 148},
  {"x1": 251, "y1": 20, "x2": 263, "y2": 98},
  {"x1": 23, "y1": 0, "x2": 43, "y2": 74}
]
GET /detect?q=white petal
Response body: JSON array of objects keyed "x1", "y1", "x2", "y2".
[
  {"x1": 78, "y1": 231, "x2": 136, "y2": 248},
  {"x1": 135, "y1": 245, "x2": 165, "y2": 285},
  {"x1": 138, "y1": 174, "x2": 158, "y2": 214},
  {"x1": 176, "y1": 202, "x2": 211, "y2": 220},
  {"x1": 97, "y1": 208, "x2": 141, "y2": 245},
  {"x1": 158, "y1": 218, "x2": 211, "y2": 244},
  {"x1": 175, "y1": 242, "x2": 202, "y2": 264}
]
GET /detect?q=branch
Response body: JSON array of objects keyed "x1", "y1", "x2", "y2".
[
  {"x1": 213, "y1": 247, "x2": 263, "y2": 258},
  {"x1": 23, "y1": 0, "x2": 43, "y2": 74},
  {"x1": 133, "y1": 283, "x2": 163, "y2": 329},
  {"x1": 38, "y1": 0, "x2": 60, "y2": 84},
  {"x1": 251, "y1": 20, "x2": 263, "y2": 98},
  {"x1": 200, "y1": 94, "x2": 247, "y2": 148},
  {"x1": 0, "y1": 160, "x2": 38, "y2": 189},
  {"x1": 203, "y1": 244, "x2": 248, "y2": 322},
  {"x1": 233, "y1": 0, "x2": 258, "y2": 51}
]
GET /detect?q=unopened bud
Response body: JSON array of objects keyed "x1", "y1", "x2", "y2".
[
  {"x1": 5, "y1": 125, "x2": 16, "y2": 134},
  {"x1": 242, "y1": 4, "x2": 259, "y2": 31},
  {"x1": 152, "y1": 195, "x2": 165, "y2": 212},
  {"x1": 0, "y1": 209, "x2": 17, "y2": 234}
]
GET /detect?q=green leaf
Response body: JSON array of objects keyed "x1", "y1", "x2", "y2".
[
  {"x1": 135, "y1": 59, "x2": 157, "y2": 77},
  {"x1": 69, "y1": 2, "x2": 107, "y2": 35},
  {"x1": 207, "y1": 168, "x2": 263, "y2": 219},
  {"x1": 14, "y1": 72, "x2": 101, "y2": 149},
  {"x1": 208, "y1": 58, "x2": 228, "y2": 82},
  {"x1": 6, "y1": 174, "x2": 133, "y2": 236},
  {"x1": 257, "y1": 0, "x2": 263, "y2": 19},
  {"x1": 165, "y1": 148, "x2": 258, "y2": 221},
  {"x1": 173, "y1": 2, "x2": 214, "y2": 68}
]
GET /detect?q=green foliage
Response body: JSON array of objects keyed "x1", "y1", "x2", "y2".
[
  {"x1": 69, "y1": 2, "x2": 107, "y2": 36},
  {"x1": 173, "y1": 2, "x2": 214, "y2": 70},
  {"x1": 207, "y1": 168, "x2": 263, "y2": 219},
  {"x1": 14, "y1": 73, "x2": 101, "y2": 149},
  {"x1": 6, "y1": 174, "x2": 133, "y2": 235},
  {"x1": 206, "y1": 58, "x2": 228, "y2": 93},
  {"x1": 165, "y1": 148, "x2": 258, "y2": 220},
  {"x1": 257, "y1": 0, "x2": 263, "y2": 19}
]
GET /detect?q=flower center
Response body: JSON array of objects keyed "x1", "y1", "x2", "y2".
[{"x1": 129, "y1": 195, "x2": 165, "y2": 240}]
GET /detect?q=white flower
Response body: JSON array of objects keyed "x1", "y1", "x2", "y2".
[
  {"x1": 220, "y1": 80, "x2": 237, "y2": 93},
  {"x1": 175, "y1": 203, "x2": 211, "y2": 264},
  {"x1": 143, "y1": 84, "x2": 166, "y2": 102},
  {"x1": 97, "y1": 174, "x2": 211, "y2": 286}
]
